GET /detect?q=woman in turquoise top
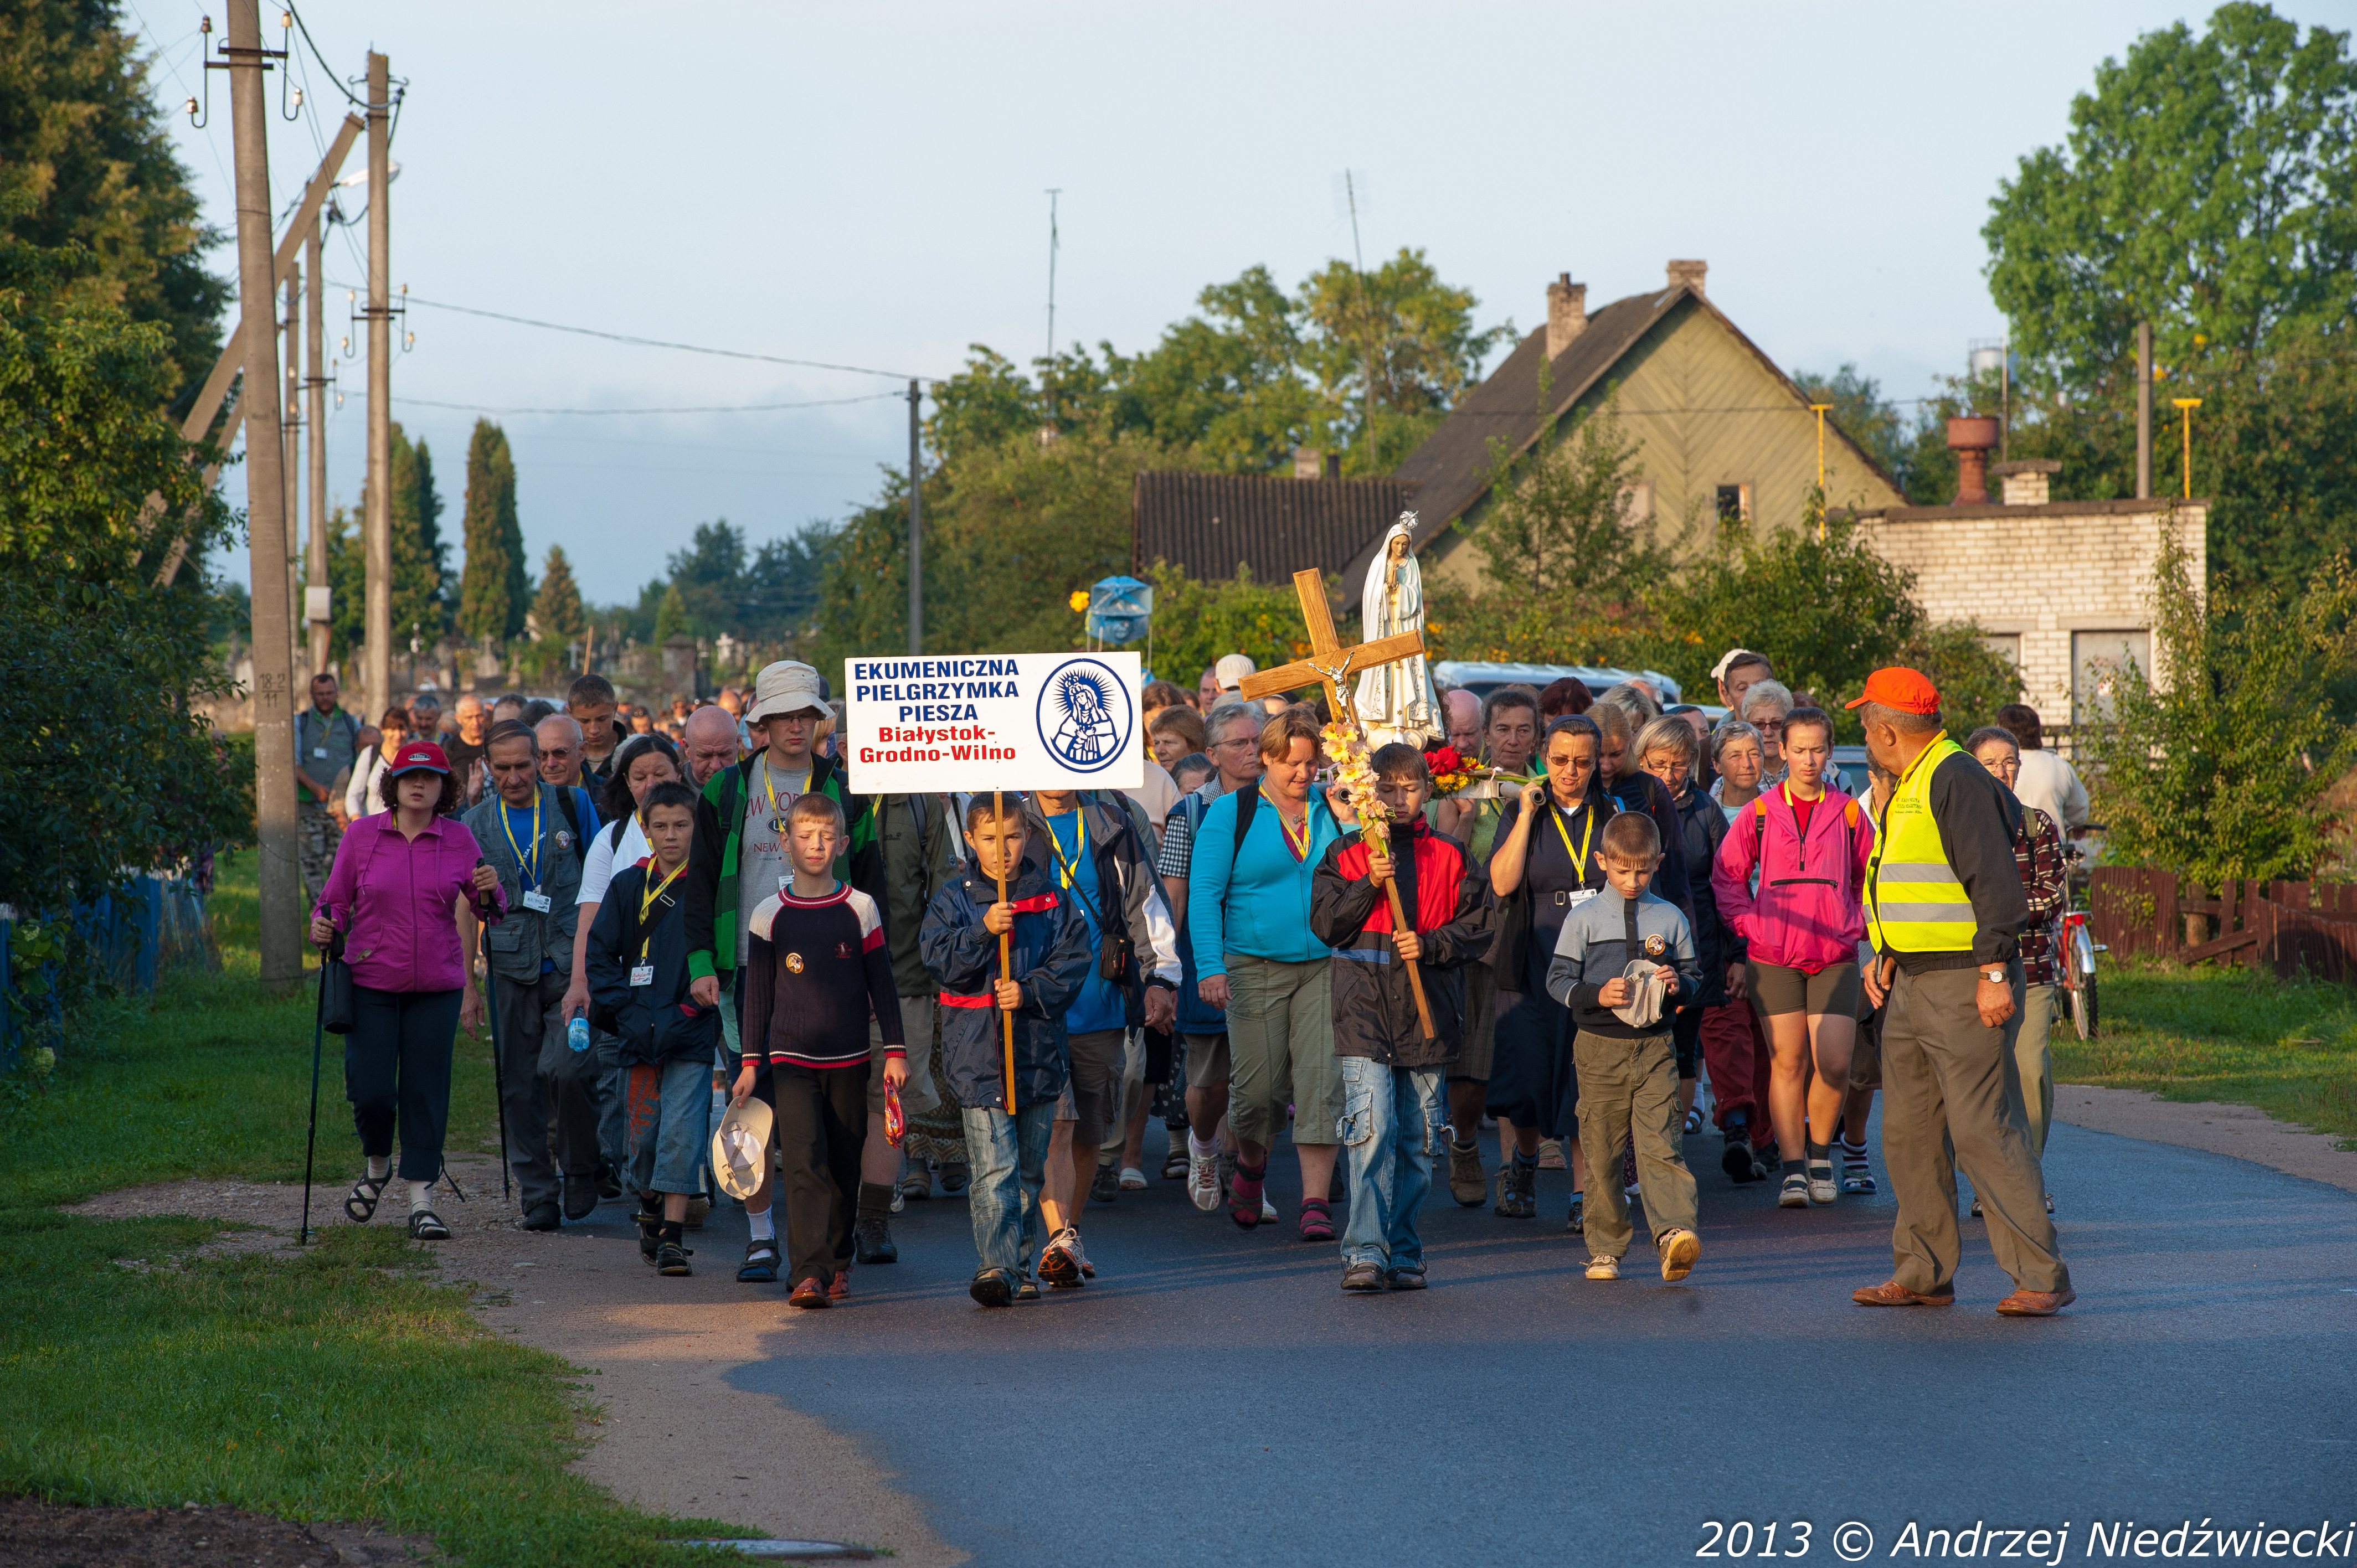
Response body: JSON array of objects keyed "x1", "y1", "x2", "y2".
[{"x1": 1186, "y1": 709, "x2": 1348, "y2": 1240}]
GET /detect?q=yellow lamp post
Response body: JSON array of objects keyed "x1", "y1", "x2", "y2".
[{"x1": 2171, "y1": 397, "x2": 2202, "y2": 499}]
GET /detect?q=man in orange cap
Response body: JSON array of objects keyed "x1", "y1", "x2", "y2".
[{"x1": 1847, "y1": 667, "x2": 2073, "y2": 1316}]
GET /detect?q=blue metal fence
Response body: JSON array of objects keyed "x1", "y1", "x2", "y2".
[{"x1": 1, "y1": 875, "x2": 215, "y2": 1075}]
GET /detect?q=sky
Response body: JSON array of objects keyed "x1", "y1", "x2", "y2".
[{"x1": 137, "y1": 0, "x2": 2293, "y2": 607}]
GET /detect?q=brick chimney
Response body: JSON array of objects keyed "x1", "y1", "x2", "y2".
[
  {"x1": 1666, "y1": 259, "x2": 1707, "y2": 296},
  {"x1": 1546, "y1": 274, "x2": 1587, "y2": 358},
  {"x1": 1991, "y1": 458, "x2": 2059, "y2": 506},
  {"x1": 1293, "y1": 447, "x2": 1322, "y2": 479}
]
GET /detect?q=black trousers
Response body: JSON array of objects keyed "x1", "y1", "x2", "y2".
[
  {"x1": 344, "y1": 986, "x2": 461, "y2": 1182},
  {"x1": 493, "y1": 969, "x2": 603, "y2": 1215},
  {"x1": 760, "y1": 1062, "x2": 868, "y2": 1287}
]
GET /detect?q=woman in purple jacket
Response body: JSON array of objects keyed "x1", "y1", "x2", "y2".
[
  {"x1": 311, "y1": 741, "x2": 505, "y2": 1239},
  {"x1": 1711, "y1": 707, "x2": 1874, "y2": 1212}
]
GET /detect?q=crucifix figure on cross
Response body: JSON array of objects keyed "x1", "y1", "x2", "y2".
[{"x1": 1235, "y1": 569, "x2": 1427, "y2": 719}]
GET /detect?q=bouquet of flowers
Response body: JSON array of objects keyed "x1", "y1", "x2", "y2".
[{"x1": 1424, "y1": 745, "x2": 1475, "y2": 796}]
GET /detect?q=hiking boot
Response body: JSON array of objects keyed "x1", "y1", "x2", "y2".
[
  {"x1": 1090, "y1": 1163, "x2": 1121, "y2": 1204},
  {"x1": 521, "y1": 1204, "x2": 560, "y2": 1234},
  {"x1": 1658, "y1": 1228, "x2": 1701, "y2": 1282},
  {"x1": 853, "y1": 1215, "x2": 898, "y2": 1265},
  {"x1": 563, "y1": 1177, "x2": 599, "y2": 1221},
  {"x1": 1447, "y1": 1141, "x2": 1487, "y2": 1207},
  {"x1": 1494, "y1": 1159, "x2": 1536, "y2": 1219}
]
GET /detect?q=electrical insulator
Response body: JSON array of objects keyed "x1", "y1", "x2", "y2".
[
  {"x1": 404, "y1": 332, "x2": 415, "y2": 349},
  {"x1": 339, "y1": 336, "x2": 349, "y2": 354},
  {"x1": 280, "y1": 8, "x2": 291, "y2": 25},
  {"x1": 200, "y1": 15, "x2": 211, "y2": 32},
  {"x1": 184, "y1": 96, "x2": 198, "y2": 117},
  {"x1": 291, "y1": 87, "x2": 303, "y2": 107}
]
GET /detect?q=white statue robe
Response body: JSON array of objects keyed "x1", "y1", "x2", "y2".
[{"x1": 1354, "y1": 520, "x2": 1439, "y2": 746}]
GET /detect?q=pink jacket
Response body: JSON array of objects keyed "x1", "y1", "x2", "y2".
[
  {"x1": 1711, "y1": 783, "x2": 1873, "y2": 974},
  {"x1": 313, "y1": 812, "x2": 505, "y2": 993}
]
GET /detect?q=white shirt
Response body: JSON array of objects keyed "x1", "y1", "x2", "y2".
[
  {"x1": 577, "y1": 815, "x2": 650, "y2": 906},
  {"x1": 345, "y1": 748, "x2": 394, "y2": 818},
  {"x1": 2013, "y1": 748, "x2": 2088, "y2": 833}
]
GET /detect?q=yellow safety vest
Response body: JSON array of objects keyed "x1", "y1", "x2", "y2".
[{"x1": 1865, "y1": 731, "x2": 1978, "y2": 952}]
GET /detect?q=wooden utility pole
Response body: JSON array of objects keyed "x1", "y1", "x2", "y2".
[
  {"x1": 306, "y1": 219, "x2": 330, "y2": 675},
  {"x1": 225, "y1": 0, "x2": 302, "y2": 991},
  {"x1": 364, "y1": 51, "x2": 393, "y2": 719},
  {"x1": 2135, "y1": 321, "x2": 2153, "y2": 501},
  {"x1": 907, "y1": 379, "x2": 923, "y2": 656}
]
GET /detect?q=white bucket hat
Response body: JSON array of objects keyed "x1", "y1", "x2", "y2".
[
  {"x1": 711, "y1": 1096, "x2": 774, "y2": 1200},
  {"x1": 748, "y1": 660, "x2": 827, "y2": 724}
]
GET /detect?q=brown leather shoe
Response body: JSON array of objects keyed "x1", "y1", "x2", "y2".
[
  {"x1": 1851, "y1": 1278, "x2": 1955, "y2": 1308},
  {"x1": 1995, "y1": 1287, "x2": 2076, "y2": 1317},
  {"x1": 788, "y1": 1276, "x2": 832, "y2": 1310}
]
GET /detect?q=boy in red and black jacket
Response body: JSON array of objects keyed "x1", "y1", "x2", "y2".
[{"x1": 1309, "y1": 742, "x2": 1492, "y2": 1293}]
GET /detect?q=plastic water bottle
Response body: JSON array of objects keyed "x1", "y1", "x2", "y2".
[{"x1": 567, "y1": 1012, "x2": 590, "y2": 1053}]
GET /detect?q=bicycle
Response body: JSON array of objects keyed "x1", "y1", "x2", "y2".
[{"x1": 2057, "y1": 826, "x2": 2107, "y2": 1041}]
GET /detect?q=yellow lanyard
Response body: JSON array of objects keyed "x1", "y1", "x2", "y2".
[
  {"x1": 1047, "y1": 808, "x2": 1088, "y2": 889},
  {"x1": 636, "y1": 859, "x2": 686, "y2": 960},
  {"x1": 1547, "y1": 800, "x2": 1594, "y2": 884},
  {"x1": 762, "y1": 758, "x2": 808, "y2": 829},
  {"x1": 1275, "y1": 800, "x2": 1314, "y2": 862},
  {"x1": 502, "y1": 789, "x2": 542, "y2": 888}
]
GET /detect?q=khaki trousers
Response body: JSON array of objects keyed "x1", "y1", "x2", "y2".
[
  {"x1": 1880, "y1": 963, "x2": 2069, "y2": 1297},
  {"x1": 1571, "y1": 1030, "x2": 1697, "y2": 1260}
]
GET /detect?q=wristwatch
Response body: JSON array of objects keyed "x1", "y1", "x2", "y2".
[{"x1": 1982, "y1": 966, "x2": 2007, "y2": 984}]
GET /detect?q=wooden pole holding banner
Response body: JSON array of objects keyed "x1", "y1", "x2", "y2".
[
  {"x1": 994, "y1": 788, "x2": 1016, "y2": 1112},
  {"x1": 1238, "y1": 569, "x2": 1437, "y2": 1039}
]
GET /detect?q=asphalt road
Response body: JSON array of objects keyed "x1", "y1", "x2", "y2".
[{"x1": 721, "y1": 1116, "x2": 2356, "y2": 1567}]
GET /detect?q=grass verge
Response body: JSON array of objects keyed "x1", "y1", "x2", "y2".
[
  {"x1": 0, "y1": 852, "x2": 740, "y2": 1565},
  {"x1": 2054, "y1": 958, "x2": 2357, "y2": 1148}
]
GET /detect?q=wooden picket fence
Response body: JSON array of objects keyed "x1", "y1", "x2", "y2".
[{"x1": 2088, "y1": 867, "x2": 2357, "y2": 981}]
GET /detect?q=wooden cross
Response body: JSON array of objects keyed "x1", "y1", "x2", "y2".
[
  {"x1": 1236, "y1": 567, "x2": 1437, "y2": 1039},
  {"x1": 1236, "y1": 569, "x2": 1425, "y2": 718}
]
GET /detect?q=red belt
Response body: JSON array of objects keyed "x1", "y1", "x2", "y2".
[{"x1": 940, "y1": 992, "x2": 996, "y2": 1009}]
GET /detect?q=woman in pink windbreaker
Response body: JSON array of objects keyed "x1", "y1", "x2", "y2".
[
  {"x1": 310, "y1": 740, "x2": 505, "y2": 1240},
  {"x1": 1711, "y1": 706, "x2": 1874, "y2": 1213}
]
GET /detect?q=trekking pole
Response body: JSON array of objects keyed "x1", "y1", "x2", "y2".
[
  {"x1": 474, "y1": 859, "x2": 512, "y2": 1200},
  {"x1": 299, "y1": 933, "x2": 332, "y2": 1246},
  {"x1": 994, "y1": 788, "x2": 1016, "y2": 1114}
]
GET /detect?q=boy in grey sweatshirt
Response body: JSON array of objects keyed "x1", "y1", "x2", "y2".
[{"x1": 1546, "y1": 810, "x2": 1705, "y2": 1283}]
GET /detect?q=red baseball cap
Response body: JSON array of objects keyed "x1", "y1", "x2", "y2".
[
  {"x1": 384, "y1": 740, "x2": 452, "y2": 777},
  {"x1": 1845, "y1": 667, "x2": 1941, "y2": 714}
]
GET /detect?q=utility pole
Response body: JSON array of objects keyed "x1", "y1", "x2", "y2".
[
  {"x1": 2135, "y1": 321, "x2": 2153, "y2": 501},
  {"x1": 908, "y1": 379, "x2": 923, "y2": 656},
  {"x1": 225, "y1": 0, "x2": 301, "y2": 991},
  {"x1": 1042, "y1": 189, "x2": 1059, "y2": 427},
  {"x1": 306, "y1": 218, "x2": 330, "y2": 676},
  {"x1": 1346, "y1": 172, "x2": 1373, "y2": 473},
  {"x1": 364, "y1": 50, "x2": 393, "y2": 721},
  {"x1": 283, "y1": 260, "x2": 302, "y2": 684}
]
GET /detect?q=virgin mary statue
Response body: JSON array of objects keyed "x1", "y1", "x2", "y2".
[{"x1": 1354, "y1": 514, "x2": 1439, "y2": 746}]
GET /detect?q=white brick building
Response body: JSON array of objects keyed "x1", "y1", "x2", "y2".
[{"x1": 1852, "y1": 460, "x2": 2205, "y2": 733}]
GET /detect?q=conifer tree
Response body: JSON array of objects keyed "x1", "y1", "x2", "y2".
[
  {"x1": 456, "y1": 419, "x2": 527, "y2": 643},
  {"x1": 533, "y1": 544, "x2": 586, "y2": 649}
]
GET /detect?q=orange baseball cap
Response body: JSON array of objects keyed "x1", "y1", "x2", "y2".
[{"x1": 1845, "y1": 667, "x2": 1941, "y2": 714}]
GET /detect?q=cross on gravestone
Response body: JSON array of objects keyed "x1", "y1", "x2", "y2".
[{"x1": 1235, "y1": 569, "x2": 1426, "y2": 721}]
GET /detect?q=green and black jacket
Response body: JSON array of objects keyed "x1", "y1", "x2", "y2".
[{"x1": 682, "y1": 751, "x2": 882, "y2": 984}]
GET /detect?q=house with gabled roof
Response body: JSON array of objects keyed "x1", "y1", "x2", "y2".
[{"x1": 1376, "y1": 259, "x2": 1908, "y2": 590}]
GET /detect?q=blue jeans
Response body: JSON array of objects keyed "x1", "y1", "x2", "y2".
[
  {"x1": 1337, "y1": 1056, "x2": 1445, "y2": 1271},
  {"x1": 626, "y1": 1055, "x2": 713, "y2": 1196},
  {"x1": 960, "y1": 1101, "x2": 1056, "y2": 1279}
]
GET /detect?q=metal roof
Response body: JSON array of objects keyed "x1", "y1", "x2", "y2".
[{"x1": 1131, "y1": 471, "x2": 1419, "y2": 585}]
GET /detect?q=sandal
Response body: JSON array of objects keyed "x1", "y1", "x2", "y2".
[
  {"x1": 738, "y1": 1238, "x2": 781, "y2": 1284},
  {"x1": 344, "y1": 1174, "x2": 389, "y2": 1224},
  {"x1": 1227, "y1": 1159, "x2": 1266, "y2": 1229},
  {"x1": 1298, "y1": 1197, "x2": 1335, "y2": 1242},
  {"x1": 408, "y1": 1208, "x2": 450, "y2": 1241}
]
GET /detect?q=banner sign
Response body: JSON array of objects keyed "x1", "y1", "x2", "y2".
[{"x1": 842, "y1": 652, "x2": 1144, "y2": 793}]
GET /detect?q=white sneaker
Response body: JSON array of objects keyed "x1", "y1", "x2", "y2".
[
  {"x1": 1260, "y1": 1196, "x2": 1278, "y2": 1224},
  {"x1": 1038, "y1": 1226, "x2": 1088, "y2": 1288},
  {"x1": 1188, "y1": 1150, "x2": 1222, "y2": 1213},
  {"x1": 1807, "y1": 1161, "x2": 1839, "y2": 1205},
  {"x1": 1584, "y1": 1255, "x2": 1620, "y2": 1280}
]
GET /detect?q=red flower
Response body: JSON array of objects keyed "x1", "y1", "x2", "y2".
[{"x1": 1424, "y1": 746, "x2": 1466, "y2": 775}]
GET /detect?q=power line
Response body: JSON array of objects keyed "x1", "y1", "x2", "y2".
[
  {"x1": 323, "y1": 282, "x2": 936, "y2": 383},
  {"x1": 392, "y1": 390, "x2": 903, "y2": 416}
]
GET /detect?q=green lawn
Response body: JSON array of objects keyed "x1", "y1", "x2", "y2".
[
  {"x1": 0, "y1": 852, "x2": 740, "y2": 1565},
  {"x1": 2053, "y1": 958, "x2": 2357, "y2": 1149}
]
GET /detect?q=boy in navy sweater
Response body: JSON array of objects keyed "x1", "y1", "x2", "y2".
[
  {"x1": 734, "y1": 792, "x2": 904, "y2": 1309},
  {"x1": 919, "y1": 796, "x2": 1092, "y2": 1308},
  {"x1": 1546, "y1": 811, "x2": 1705, "y2": 1283}
]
